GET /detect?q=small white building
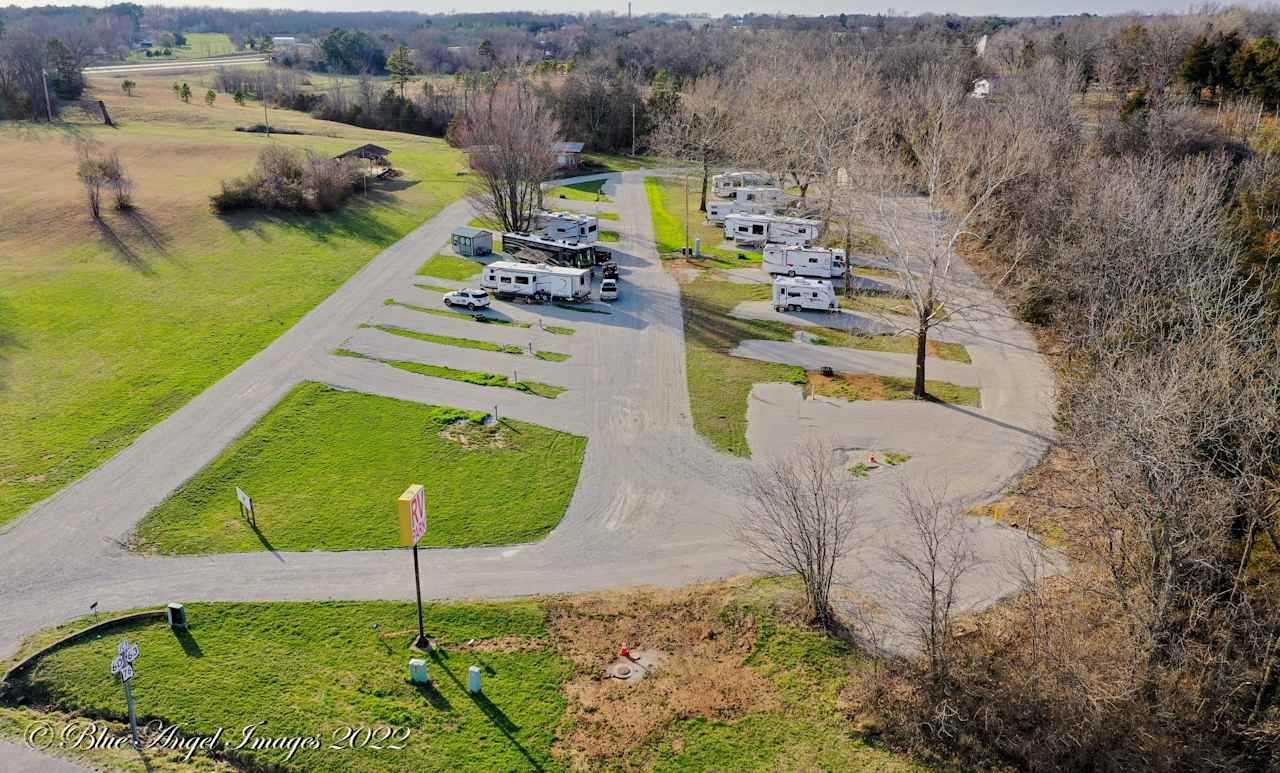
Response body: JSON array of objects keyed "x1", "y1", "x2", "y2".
[
  {"x1": 971, "y1": 78, "x2": 992, "y2": 99},
  {"x1": 724, "y1": 213, "x2": 821, "y2": 247},
  {"x1": 536, "y1": 211, "x2": 598, "y2": 243},
  {"x1": 772, "y1": 276, "x2": 837, "y2": 312},
  {"x1": 712, "y1": 170, "x2": 777, "y2": 198}
]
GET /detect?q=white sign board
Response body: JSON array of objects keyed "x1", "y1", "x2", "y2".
[
  {"x1": 410, "y1": 486, "x2": 427, "y2": 545},
  {"x1": 111, "y1": 639, "x2": 139, "y2": 683},
  {"x1": 236, "y1": 487, "x2": 253, "y2": 515}
]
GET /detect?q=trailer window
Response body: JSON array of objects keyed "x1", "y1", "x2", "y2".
[
  {"x1": 588, "y1": 224, "x2": 597, "y2": 232},
  {"x1": 500, "y1": 276, "x2": 512, "y2": 284},
  {"x1": 515, "y1": 276, "x2": 529, "y2": 285},
  {"x1": 752, "y1": 225, "x2": 764, "y2": 235}
]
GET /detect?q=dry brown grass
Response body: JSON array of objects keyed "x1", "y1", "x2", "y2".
[{"x1": 544, "y1": 583, "x2": 784, "y2": 769}]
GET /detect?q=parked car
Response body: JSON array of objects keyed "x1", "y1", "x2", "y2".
[
  {"x1": 443, "y1": 288, "x2": 491, "y2": 309},
  {"x1": 600, "y1": 261, "x2": 619, "y2": 279},
  {"x1": 600, "y1": 278, "x2": 619, "y2": 301}
]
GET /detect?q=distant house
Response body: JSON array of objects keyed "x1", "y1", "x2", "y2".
[
  {"x1": 971, "y1": 78, "x2": 993, "y2": 99},
  {"x1": 271, "y1": 36, "x2": 297, "y2": 47},
  {"x1": 551, "y1": 141, "x2": 584, "y2": 169}
]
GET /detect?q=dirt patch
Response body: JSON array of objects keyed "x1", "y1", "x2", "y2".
[
  {"x1": 545, "y1": 583, "x2": 784, "y2": 768},
  {"x1": 435, "y1": 419, "x2": 513, "y2": 450},
  {"x1": 967, "y1": 447, "x2": 1091, "y2": 558},
  {"x1": 808, "y1": 371, "x2": 895, "y2": 401}
]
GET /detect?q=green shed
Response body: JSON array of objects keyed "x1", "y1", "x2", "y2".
[{"x1": 451, "y1": 226, "x2": 493, "y2": 257}]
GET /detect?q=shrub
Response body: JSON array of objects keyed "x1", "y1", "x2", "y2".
[{"x1": 210, "y1": 146, "x2": 360, "y2": 214}]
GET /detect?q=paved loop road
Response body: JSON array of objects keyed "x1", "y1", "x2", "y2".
[{"x1": 0, "y1": 173, "x2": 1055, "y2": 664}]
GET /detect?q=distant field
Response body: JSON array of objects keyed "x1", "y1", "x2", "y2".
[
  {"x1": 132, "y1": 383, "x2": 587, "y2": 553},
  {"x1": 127, "y1": 32, "x2": 239, "y2": 61},
  {"x1": 0, "y1": 70, "x2": 467, "y2": 526},
  {"x1": 546, "y1": 178, "x2": 611, "y2": 202}
]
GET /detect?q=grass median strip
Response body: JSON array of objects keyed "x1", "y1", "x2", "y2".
[
  {"x1": 645, "y1": 176, "x2": 747, "y2": 266},
  {"x1": 132, "y1": 382, "x2": 584, "y2": 553},
  {"x1": 599, "y1": 229, "x2": 620, "y2": 243},
  {"x1": 368, "y1": 323, "x2": 570, "y2": 361},
  {"x1": 337, "y1": 349, "x2": 565, "y2": 399},
  {"x1": 809, "y1": 371, "x2": 981, "y2": 407},
  {"x1": 414, "y1": 283, "x2": 455, "y2": 293},
  {"x1": 387, "y1": 299, "x2": 576, "y2": 336},
  {"x1": 418, "y1": 253, "x2": 482, "y2": 281}
]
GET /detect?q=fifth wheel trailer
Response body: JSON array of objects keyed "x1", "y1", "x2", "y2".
[
  {"x1": 706, "y1": 200, "x2": 779, "y2": 224},
  {"x1": 502, "y1": 232, "x2": 605, "y2": 269},
  {"x1": 772, "y1": 277, "x2": 838, "y2": 312},
  {"x1": 712, "y1": 171, "x2": 777, "y2": 197},
  {"x1": 724, "y1": 214, "x2": 821, "y2": 247},
  {"x1": 536, "y1": 211, "x2": 599, "y2": 244},
  {"x1": 481, "y1": 261, "x2": 591, "y2": 302},
  {"x1": 763, "y1": 245, "x2": 847, "y2": 278}
]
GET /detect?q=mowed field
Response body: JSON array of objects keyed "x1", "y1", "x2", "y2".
[
  {"x1": 126, "y1": 32, "x2": 240, "y2": 61},
  {"x1": 0, "y1": 69, "x2": 468, "y2": 526}
]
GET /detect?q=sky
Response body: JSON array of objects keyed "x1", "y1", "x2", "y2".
[{"x1": 9, "y1": 0, "x2": 1204, "y2": 19}]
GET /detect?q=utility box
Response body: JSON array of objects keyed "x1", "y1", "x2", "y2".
[
  {"x1": 166, "y1": 603, "x2": 188, "y2": 629},
  {"x1": 468, "y1": 665, "x2": 482, "y2": 693},
  {"x1": 409, "y1": 658, "x2": 429, "y2": 684},
  {"x1": 451, "y1": 226, "x2": 493, "y2": 257}
]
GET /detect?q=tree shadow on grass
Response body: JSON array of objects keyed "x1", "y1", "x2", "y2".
[
  {"x1": 118, "y1": 209, "x2": 174, "y2": 260},
  {"x1": 217, "y1": 201, "x2": 392, "y2": 249},
  {"x1": 95, "y1": 219, "x2": 154, "y2": 275},
  {"x1": 0, "y1": 293, "x2": 24, "y2": 392}
]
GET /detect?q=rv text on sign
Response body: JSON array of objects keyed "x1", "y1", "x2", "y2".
[{"x1": 398, "y1": 484, "x2": 427, "y2": 546}]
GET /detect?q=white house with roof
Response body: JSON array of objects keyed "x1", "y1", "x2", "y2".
[{"x1": 551, "y1": 142, "x2": 584, "y2": 169}]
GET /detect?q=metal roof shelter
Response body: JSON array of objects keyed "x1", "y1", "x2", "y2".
[{"x1": 335, "y1": 144, "x2": 392, "y2": 163}]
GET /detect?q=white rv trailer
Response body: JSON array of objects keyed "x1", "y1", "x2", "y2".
[
  {"x1": 731, "y1": 186, "x2": 786, "y2": 207},
  {"x1": 536, "y1": 210, "x2": 599, "y2": 244},
  {"x1": 705, "y1": 200, "x2": 779, "y2": 224},
  {"x1": 772, "y1": 276, "x2": 837, "y2": 312},
  {"x1": 723, "y1": 213, "x2": 821, "y2": 247},
  {"x1": 712, "y1": 170, "x2": 777, "y2": 198},
  {"x1": 763, "y1": 245, "x2": 847, "y2": 279},
  {"x1": 481, "y1": 260, "x2": 591, "y2": 302}
]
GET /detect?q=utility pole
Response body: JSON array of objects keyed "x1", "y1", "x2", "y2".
[
  {"x1": 41, "y1": 69, "x2": 53, "y2": 122},
  {"x1": 263, "y1": 101, "x2": 270, "y2": 137},
  {"x1": 683, "y1": 170, "x2": 690, "y2": 255},
  {"x1": 631, "y1": 103, "x2": 636, "y2": 157}
]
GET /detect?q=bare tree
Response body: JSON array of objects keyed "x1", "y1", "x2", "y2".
[
  {"x1": 75, "y1": 141, "x2": 109, "y2": 220},
  {"x1": 889, "y1": 483, "x2": 976, "y2": 684},
  {"x1": 863, "y1": 62, "x2": 1032, "y2": 398},
  {"x1": 103, "y1": 151, "x2": 134, "y2": 211},
  {"x1": 459, "y1": 83, "x2": 558, "y2": 233},
  {"x1": 649, "y1": 74, "x2": 736, "y2": 214},
  {"x1": 738, "y1": 438, "x2": 861, "y2": 630}
]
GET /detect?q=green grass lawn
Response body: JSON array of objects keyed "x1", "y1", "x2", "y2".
[
  {"x1": 599, "y1": 229, "x2": 620, "y2": 243},
  {"x1": 644, "y1": 177, "x2": 748, "y2": 267},
  {"x1": 2, "y1": 581, "x2": 924, "y2": 773},
  {"x1": 337, "y1": 350, "x2": 565, "y2": 399},
  {"x1": 131, "y1": 382, "x2": 585, "y2": 553},
  {"x1": 11, "y1": 600, "x2": 570, "y2": 772},
  {"x1": 673, "y1": 272, "x2": 970, "y2": 456},
  {"x1": 368, "y1": 324, "x2": 569, "y2": 361},
  {"x1": 127, "y1": 33, "x2": 239, "y2": 61},
  {"x1": 595, "y1": 211, "x2": 620, "y2": 221},
  {"x1": 418, "y1": 254, "x2": 481, "y2": 281},
  {"x1": 546, "y1": 179, "x2": 610, "y2": 202},
  {"x1": 0, "y1": 92, "x2": 467, "y2": 528},
  {"x1": 580, "y1": 152, "x2": 662, "y2": 172}
]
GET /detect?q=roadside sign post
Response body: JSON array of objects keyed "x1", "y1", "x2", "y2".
[
  {"x1": 236, "y1": 486, "x2": 255, "y2": 528},
  {"x1": 397, "y1": 484, "x2": 429, "y2": 649},
  {"x1": 110, "y1": 639, "x2": 141, "y2": 748}
]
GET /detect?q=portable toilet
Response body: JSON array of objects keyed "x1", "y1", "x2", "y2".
[{"x1": 451, "y1": 226, "x2": 493, "y2": 257}]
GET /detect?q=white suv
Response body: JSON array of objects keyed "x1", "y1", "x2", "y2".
[{"x1": 443, "y1": 288, "x2": 491, "y2": 309}]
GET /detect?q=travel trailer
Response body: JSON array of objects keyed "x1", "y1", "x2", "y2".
[
  {"x1": 712, "y1": 171, "x2": 777, "y2": 198},
  {"x1": 731, "y1": 186, "x2": 786, "y2": 208},
  {"x1": 481, "y1": 261, "x2": 591, "y2": 302},
  {"x1": 723, "y1": 214, "x2": 821, "y2": 247},
  {"x1": 706, "y1": 200, "x2": 779, "y2": 224},
  {"x1": 536, "y1": 211, "x2": 599, "y2": 244},
  {"x1": 502, "y1": 232, "x2": 604, "y2": 269},
  {"x1": 763, "y1": 245, "x2": 846, "y2": 279},
  {"x1": 772, "y1": 277, "x2": 837, "y2": 312}
]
